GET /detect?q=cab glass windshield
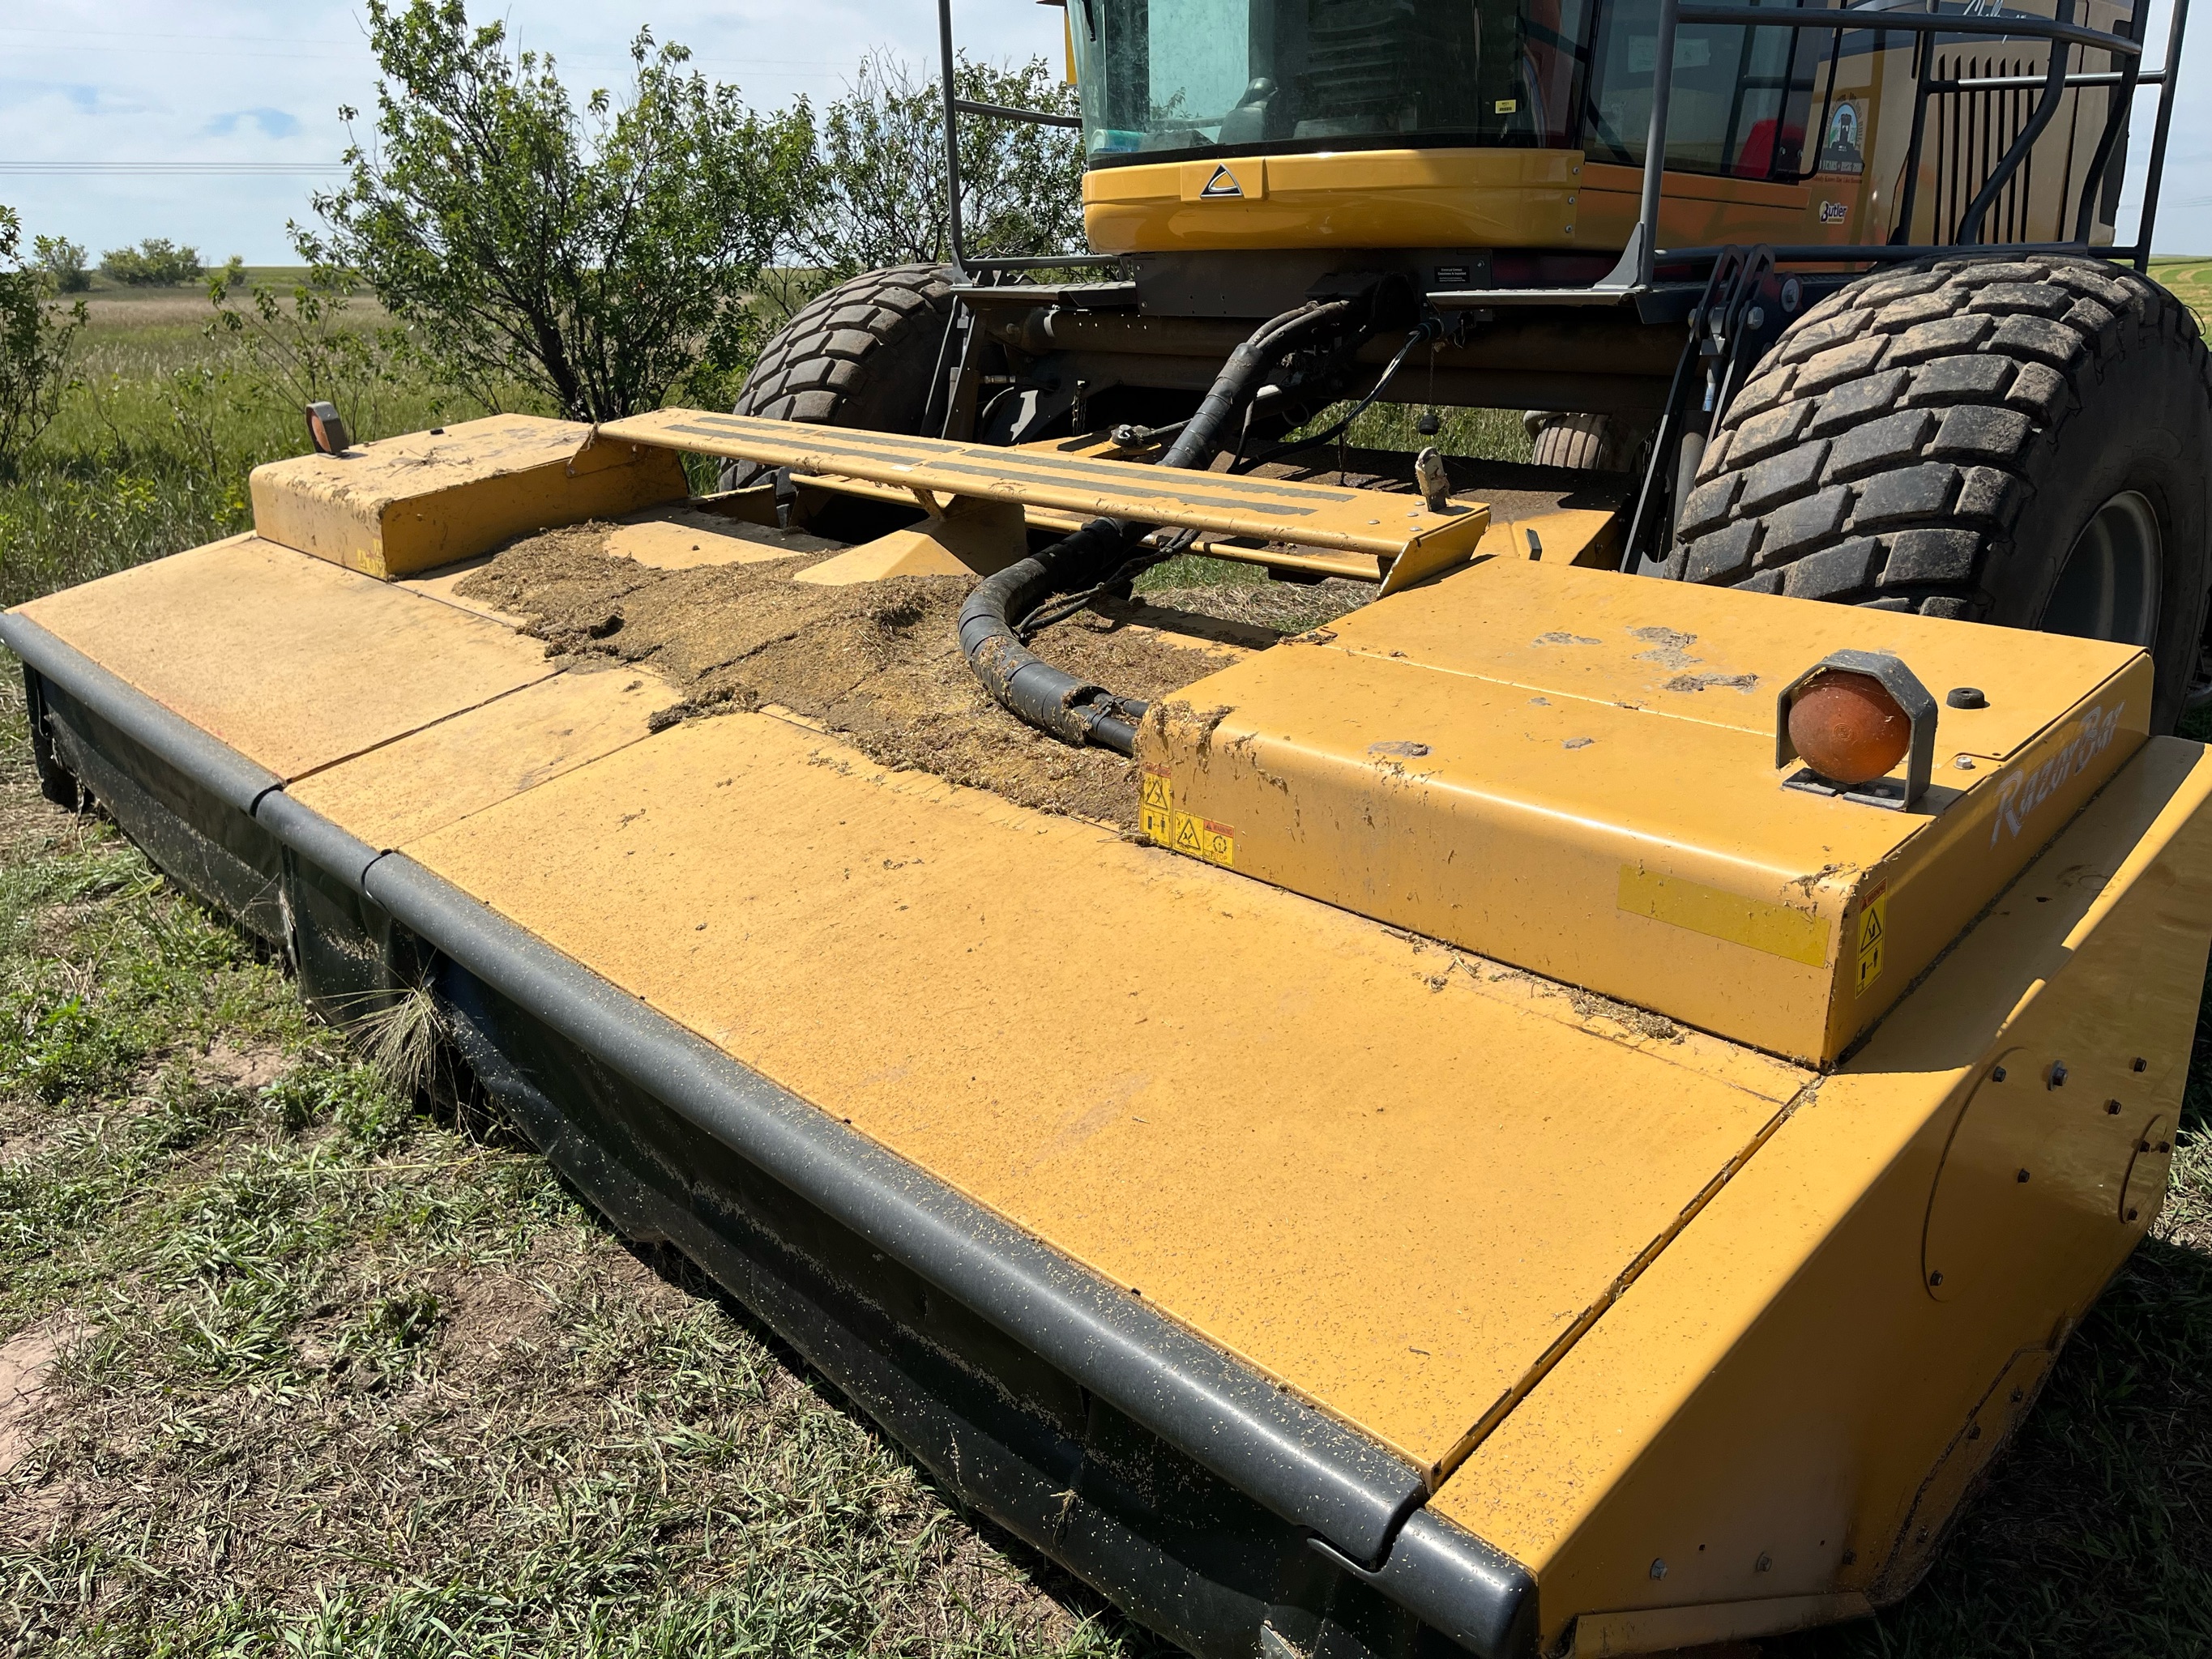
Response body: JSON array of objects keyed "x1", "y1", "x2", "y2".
[
  {"x1": 1068, "y1": 0, "x2": 1831, "y2": 181},
  {"x1": 1069, "y1": 0, "x2": 1596, "y2": 159}
]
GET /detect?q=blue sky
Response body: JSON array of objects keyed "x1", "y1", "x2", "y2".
[{"x1": 1, "y1": 0, "x2": 2206, "y2": 263}]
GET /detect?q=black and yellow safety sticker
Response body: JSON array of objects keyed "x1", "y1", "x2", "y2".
[
  {"x1": 1138, "y1": 767, "x2": 1173, "y2": 843},
  {"x1": 1171, "y1": 811, "x2": 1236, "y2": 868},
  {"x1": 1855, "y1": 886, "x2": 1888, "y2": 996}
]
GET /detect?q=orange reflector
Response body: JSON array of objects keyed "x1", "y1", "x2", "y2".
[{"x1": 1787, "y1": 670, "x2": 1910, "y2": 786}]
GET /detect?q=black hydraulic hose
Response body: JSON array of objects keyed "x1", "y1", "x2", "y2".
[
  {"x1": 1232, "y1": 322, "x2": 1435, "y2": 475},
  {"x1": 959, "y1": 300, "x2": 1352, "y2": 756}
]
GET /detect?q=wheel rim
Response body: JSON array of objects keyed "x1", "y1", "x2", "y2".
[{"x1": 2042, "y1": 490, "x2": 2162, "y2": 647}]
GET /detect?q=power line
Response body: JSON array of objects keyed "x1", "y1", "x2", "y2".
[
  {"x1": 0, "y1": 163, "x2": 348, "y2": 175},
  {"x1": 0, "y1": 28, "x2": 852, "y2": 69}
]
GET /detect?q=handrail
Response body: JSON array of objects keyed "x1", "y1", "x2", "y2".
[
  {"x1": 937, "y1": 0, "x2": 1108, "y2": 278},
  {"x1": 1676, "y1": 2, "x2": 2140, "y2": 53},
  {"x1": 1954, "y1": 0, "x2": 2075, "y2": 244},
  {"x1": 2129, "y1": 0, "x2": 2191, "y2": 265},
  {"x1": 1932, "y1": 67, "x2": 2163, "y2": 88},
  {"x1": 931, "y1": 0, "x2": 2187, "y2": 286},
  {"x1": 2070, "y1": 0, "x2": 2150, "y2": 246},
  {"x1": 1638, "y1": 0, "x2": 2185, "y2": 275},
  {"x1": 954, "y1": 97, "x2": 1085, "y2": 129}
]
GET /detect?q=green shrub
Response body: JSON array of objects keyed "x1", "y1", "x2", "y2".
[
  {"x1": 99, "y1": 237, "x2": 205, "y2": 287},
  {"x1": 0, "y1": 207, "x2": 84, "y2": 471},
  {"x1": 309, "y1": 0, "x2": 810, "y2": 420},
  {"x1": 32, "y1": 234, "x2": 90, "y2": 293}
]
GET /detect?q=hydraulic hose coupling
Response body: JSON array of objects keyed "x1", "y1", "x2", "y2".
[{"x1": 959, "y1": 300, "x2": 1361, "y2": 755}]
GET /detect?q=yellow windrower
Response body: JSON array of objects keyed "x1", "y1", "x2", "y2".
[
  {"x1": 13, "y1": 0, "x2": 2199, "y2": 1637},
  {"x1": 9, "y1": 405, "x2": 2206, "y2": 1657}
]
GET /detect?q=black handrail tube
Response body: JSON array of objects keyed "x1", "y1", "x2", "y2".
[
  {"x1": 1955, "y1": 0, "x2": 2074, "y2": 244},
  {"x1": 1894, "y1": 29, "x2": 1936, "y2": 243},
  {"x1": 1633, "y1": 0, "x2": 1682, "y2": 288},
  {"x1": 1791, "y1": 24, "x2": 1848, "y2": 187},
  {"x1": 2130, "y1": 0, "x2": 2191, "y2": 270},
  {"x1": 2072, "y1": 0, "x2": 2153, "y2": 245},
  {"x1": 937, "y1": 0, "x2": 968, "y2": 271},
  {"x1": 1676, "y1": 4, "x2": 2138, "y2": 53},
  {"x1": 954, "y1": 97, "x2": 1086, "y2": 129},
  {"x1": 959, "y1": 254, "x2": 1128, "y2": 270}
]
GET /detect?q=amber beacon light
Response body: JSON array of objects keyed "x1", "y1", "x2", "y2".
[{"x1": 1776, "y1": 649, "x2": 1938, "y2": 810}]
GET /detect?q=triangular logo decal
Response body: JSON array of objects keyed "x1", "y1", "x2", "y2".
[{"x1": 1200, "y1": 164, "x2": 1243, "y2": 198}]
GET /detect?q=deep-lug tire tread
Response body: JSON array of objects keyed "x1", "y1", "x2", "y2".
[
  {"x1": 1677, "y1": 254, "x2": 2212, "y2": 627},
  {"x1": 717, "y1": 264, "x2": 956, "y2": 488}
]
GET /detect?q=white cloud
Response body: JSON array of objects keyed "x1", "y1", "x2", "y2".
[
  {"x1": 0, "y1": 0, "x2": 1062, "y2": 261},
  {"x1": 207, "y1": 108, "x2": 305, "y2": 140}
]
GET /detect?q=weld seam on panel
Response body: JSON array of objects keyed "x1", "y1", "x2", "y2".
[
  {"x1": 0, "y1": 613, "x2": 280, "y2": 813},
  {"x1": 1428, "y1": 1077, "x2": 1821, "y2": 1487},
  {"x1": 278, "y1": 667, "x2": 566, "y2": 789}
]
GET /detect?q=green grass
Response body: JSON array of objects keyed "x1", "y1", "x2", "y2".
[
  {"x1": 4, "y1": 284, "x2": 2212, "y2": 1658},
  {"x1": 0, "y1": 305, "x2": 488, "y2": 610},
  {"x1": 2150, "y1": 257, "x2": 2212, "y2": 331},
  {"x1": 0, "y1": 295, "x2": 1164, "y2": 1657}
]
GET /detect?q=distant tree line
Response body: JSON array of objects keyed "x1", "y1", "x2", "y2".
[
  {"x1": 0, "y1": 0, "x2": 1087, "y2": 460},
  {"x1": 27, "y1": 237, "x2": 247, "y2": 291}
]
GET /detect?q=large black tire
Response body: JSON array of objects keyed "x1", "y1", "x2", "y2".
[
  {"x1": 1526, "y1": 411, "x2": 1642, "y2": 471},
  {"x1": 1674, "y1": 254, "x2": 2212, "y2": 730},
  {"x1": 718, "y1": 264, "x2": 956, "y2": 488}
]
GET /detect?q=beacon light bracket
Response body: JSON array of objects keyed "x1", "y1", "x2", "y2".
[
  {"x1": 1775, "y1": 648, "x2": 1939, "y2": 812},
  {"x1": 305, "y1": 402, "x2": 353, "y2": 457}
]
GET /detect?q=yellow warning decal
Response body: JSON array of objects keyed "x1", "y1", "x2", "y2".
[
  {"x1": 1170, "y1": 810, "x2": 1236, "y2": 868},
  {"x1": 1138, "y1": 766, "x2": 1173, "y2": 843},
  {"x1": 1616, "y1": 866, "x2": 1828, "y2": 966},
  {"x1": 1855, "y1": 887, "x2": 1888, "y2": 996}
]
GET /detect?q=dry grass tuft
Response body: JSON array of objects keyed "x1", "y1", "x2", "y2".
[{"x1": 352, "y1": 980, "x2": 446, "y2": 1100}]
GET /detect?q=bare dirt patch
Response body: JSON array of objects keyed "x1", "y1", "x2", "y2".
[
  {"x1": 1, "y1": 1315, "x2": 87, "y2": 1547},
  {"x1": 0, "y1": 1321, "x2": 65, "y2": 1479},
  {"x1": 195, "y1": 1039, "x2": 288, "y2": 1092},
  {"x1": 456, "y1": 527, "x2": 1251, "y2": 829}
]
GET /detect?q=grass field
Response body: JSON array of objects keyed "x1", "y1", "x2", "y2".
[
  {"x1": 2, "y1": 271, "x2": 2212, "y2": 1657},
  {"x1": 2150, "y1": 257, "x2": 2212, "y2": 330}
]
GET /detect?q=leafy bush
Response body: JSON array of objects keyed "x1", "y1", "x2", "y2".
[
  {"x1": 735, "y1": 52, "x2": 1085, "y2": 339},
  {"x1": 0, "y1": 207, "x2": 83, "y2": 470},
  {"x1": 98, "y1": 237, "x2": 206, "y2": 287},
  {"x1": 308, "y1": 0, "x2": 812, "y2": 421},
  {"x1": 32, "y1": 234, "x2": 90, "y2": 293},
  {"x1": 788, "y1": 49, "x2": 1083, "y2": 280},
  {"x1": 208, "y1": 262, "x2": 434, "y2": 443}
]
